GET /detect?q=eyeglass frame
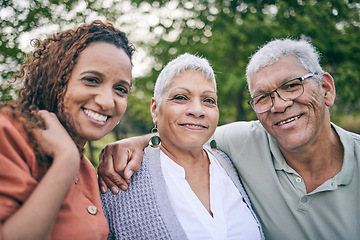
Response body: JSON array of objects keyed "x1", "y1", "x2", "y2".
[{"x1": 247, "y1": 72, "x2": 316, "y2": 113}]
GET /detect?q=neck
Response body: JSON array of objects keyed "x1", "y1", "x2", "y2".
[
  {"x1": 160, "y1": 143, "x2": 208, "y2": 168},
  {"x1": 161, "y1": 142, "x2": 213, "y2": 216}
]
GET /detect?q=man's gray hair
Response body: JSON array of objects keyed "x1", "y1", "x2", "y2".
[
  {"x1": 154, "y1": 53, "x2": 216, "y2": 103},
  {"x1": 246, "y1": 38, "x2": 324, "y2": 92}
]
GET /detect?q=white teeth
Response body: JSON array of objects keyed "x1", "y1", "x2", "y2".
[
  {"x1": 183, "y1": 124, "x2": 205, "y2": 128},
  {"x1": 278, "y1": 115, "x2": 301, "y2": 125},
  {"x1": 83, "y1": 109, "x2": 108, "y2": 122}
]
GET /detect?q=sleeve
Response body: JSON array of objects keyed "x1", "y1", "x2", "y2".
[{"x1": 0, "y1": 113, "x2": 39, "y2": 234}]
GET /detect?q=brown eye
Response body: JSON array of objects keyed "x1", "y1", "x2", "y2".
[
  {"x1": 114, "y1": 86, "x2": 129, "y2": 96},
  {"x1": 83, "y1": 77, "x2": 99, "y2": 85},
  {"x1": 204, "y1": 98, "x2": 216, "y2": 104},
  {"x1": 173, "y1": 95, "x2": 187, "y2": 101}
]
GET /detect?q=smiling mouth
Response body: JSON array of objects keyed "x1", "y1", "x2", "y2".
[
  {"x1": 276, "y1": 114, "x2": 302, "y2": 126},
  {"x1": 180, "y1": 123, "x2": 207, "y2": 129},
  {"x1": 83, "y1": 108, "x2": 109, "y2": 122}
]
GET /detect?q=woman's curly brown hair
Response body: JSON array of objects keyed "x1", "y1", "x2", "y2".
[{"x1": 4, "y1": 20, "x2": 135, "y2": 176}]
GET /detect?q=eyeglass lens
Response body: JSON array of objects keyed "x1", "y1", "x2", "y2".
[{"x1": 251, "y1": 78, "x2": 304, "y2": 113}]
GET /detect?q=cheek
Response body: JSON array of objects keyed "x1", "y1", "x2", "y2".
[
  {"x1": 115, "y1": 98, "x2": 128, "y2": 117},
  {"x1": 211, "y1": 110, "x2": 219, "y2": 126},
  {"x1": 62, "y1": 93, "x2": 70, "y2": 110},
  {"x1": 62, "y1": 89, "x2": 78, "y2": 115},
  {"x1": 157, "y1": 109, "x2": 175, "y2": 133},
  {"x1": 61, "y1": 95, "x2": 74, "y2": 120},
  {"x1": 257, "y1": 112, "x2": 270, "y2": 125},
  {"x1": 303, "y1": 89, "x2": 326, "y2": 112}
]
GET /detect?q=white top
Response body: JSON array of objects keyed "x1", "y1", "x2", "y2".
[{"x1": 160, "y1": 149, "x2": 261, "y2": 240}]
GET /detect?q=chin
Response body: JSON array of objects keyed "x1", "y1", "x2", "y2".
[
  {"x1": 83, "y1": 133, "x2": 107, "y2": 142},
  {"x1": 278, "y1": 137, "x2": 308, "y2": 151}
]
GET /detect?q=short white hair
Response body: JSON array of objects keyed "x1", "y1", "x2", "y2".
[
  {"x1": 246, "y1": 38, "x2": 324, "y2": 92},
  {"x1": 154, "y1": 53, "x2": 216, "y2": 103}
]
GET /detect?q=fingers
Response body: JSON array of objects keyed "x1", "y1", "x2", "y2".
[
  {"x1": 97, "y1": 135, "x2": 148, "y2": 193},
  {"x1": 98, "y1": 174, "x2": 108, "y2": 193},
  {"x1": 37, "y1": 110, "x2": 58, "y2": 128},
  {"x1": 98, "y1": 173, "x2": 125, "y2": 194},
  {"x1": 123, "y1": 148, "x2": 143, "y2": 181},
  {"x1": 98, "y1": 144, "x2": 129, "y2": 193}
]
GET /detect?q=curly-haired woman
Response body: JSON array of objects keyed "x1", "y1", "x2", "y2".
[{"x1": 0, "y1": 20, "x2": 134, "y2": 239}]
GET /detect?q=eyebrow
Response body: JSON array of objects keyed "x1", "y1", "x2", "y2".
[
  {"x1": 80, "y1": 70, "x2": 104, "y2": 77},
  {"x1": 252, "y1": 75, "x2": 303, "y2": 98},
  {"x1": 117, "y1": 79, "x2": 132, "y2": 88},
  {"x1": 169, "y1": 87, "x2": 216, "y2": 94},
  {"x1": 170, "y1": 87, "x2": 190, "y2": 93},
  {"x1": 252, "y1": 89, "x2": 268, "y2": 98}
]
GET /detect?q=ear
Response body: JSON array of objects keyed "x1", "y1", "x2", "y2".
[
  {"x1": 321, "y1": 72, "x2": 336, "y2": 107},
  {"x1": 150, "y1": 98, "x2": 158, "y2": 124}
]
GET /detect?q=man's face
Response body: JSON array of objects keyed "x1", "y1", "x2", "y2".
[{"x1": 250, "y1": 55, "x2": 335, "y2": 152}]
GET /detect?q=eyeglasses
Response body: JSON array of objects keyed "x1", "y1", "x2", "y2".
[{"x1": 247, "y1": 73, "x2": 315, "y2": 113}]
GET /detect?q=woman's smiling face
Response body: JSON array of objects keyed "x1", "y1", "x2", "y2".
[
  {"x1": 151, "y1": 70, "x2": 219, "y2": 151},
  {"x1": 63, "y1": 42, "x2": 132, "y2": 147}
]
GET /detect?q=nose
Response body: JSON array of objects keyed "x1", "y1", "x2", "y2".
[
  {"x1": 94, "y1": 88, "x2": 115, "y2": 111},
  {"x1": 269, "y1": 91, "x2": 293, "y2": 113},
  {"x1": 186, "y1": 100, "x2": 205, "y2": 118}
]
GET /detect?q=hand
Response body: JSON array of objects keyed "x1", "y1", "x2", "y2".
[
  {"x1": 36, "y1": 110, "x2": 80, "y2": 165},
  {"x1": 98, "y1": 134, "x2": 150, "y2": 193}
]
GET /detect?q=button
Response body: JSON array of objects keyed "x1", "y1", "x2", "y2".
[
  {"x1": 301, "y1": 197, "x2": 308, "y2": 203},
  {"x1": 296, "y1": 177, "x2": 302, "y2": 183},
  {"x1": 87, "y1": 205, "x2": 98, "y2": 215}
]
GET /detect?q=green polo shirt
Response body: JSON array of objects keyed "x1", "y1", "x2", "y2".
[{"x1": 214, "y1": 121, "x2": 360, "y2": 240}]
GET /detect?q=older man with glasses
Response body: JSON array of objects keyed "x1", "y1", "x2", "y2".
[
  {"x1": 213, "y1": 39, "x2": 359, "y2": 239},
  {"x1": 98, "y1": 39, "x2": 360, "y2": 240}
]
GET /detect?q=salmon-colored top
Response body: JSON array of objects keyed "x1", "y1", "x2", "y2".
[{"x1": 0, "y1": 108, "x2": 109, "y2": 240}]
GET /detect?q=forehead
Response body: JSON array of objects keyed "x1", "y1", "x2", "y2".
[
  {"x1": 73, "y1": 42, "x2": 132, "y2": 79},
  {"x1": 77, "y1": 42, "x2": 131, "y2": 68},
  {"x1": 250, "y1": 55, "x2": 307, "y2": 93},
  {"x1": 167, "y1": 70, "x2": 216, "y2": 91}
]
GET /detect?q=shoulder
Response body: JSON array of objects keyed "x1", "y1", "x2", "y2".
[
  {"x1": 215, "y1": 120, "x2": 265, "y2": 141},
  {"x1": 0, "y1": 108, "x2": 39, "y2": 221},
  {"x1": 0, "y1": 108, "x2": 32, "y2": 156},
  {"x1": 214, "y1": 120, "x2": 269, "y2": 156},
  {"x1": 207, "y1": 148, "x2": 239, "y2": 180},
  {"x1": 100, "y1": 147, "x2": 176, "y2": 239},
  {"x1": 332, "y1": 123, "x2": 360, "y2": 143},
  {"x1": 101, "y1": 147, "x2": 159, "y2": 205},
  {"x1": 210, "y1": 149, "x2": 233, "y2": 167},
  {"x1": 0, "y1": 107, "x2": 22, "y2": 130},
  {"x1": 0, "y1": 107, "x2": 34, "y2": 147}
]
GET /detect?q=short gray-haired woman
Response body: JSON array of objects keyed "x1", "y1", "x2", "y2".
[{"x1": 101, "y1": 53, "x2": 263, "y2": 240}]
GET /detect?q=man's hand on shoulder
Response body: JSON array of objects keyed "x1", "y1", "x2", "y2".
[{"x1": 98, "y1": 134, "x2": 151, "y2": 193}]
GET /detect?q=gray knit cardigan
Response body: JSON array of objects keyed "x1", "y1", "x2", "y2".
[{"x1": 101, "y1": 146, "x2": 264, "y2": 240}]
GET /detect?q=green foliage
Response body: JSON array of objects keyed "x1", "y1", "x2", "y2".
[
  {"x1": 128, "y1": 0, "x2": 360, "y2": 124},
  {"x1": 1, "y1": 0, "x2": 359, "y2": 133},
  {"x1": 0, "y1": 84, "x2": 15, "y2": 102}
]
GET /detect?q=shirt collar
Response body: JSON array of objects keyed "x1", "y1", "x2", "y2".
[{"x1": 270, "y1": 123, "x2": 355, "y2": 186}]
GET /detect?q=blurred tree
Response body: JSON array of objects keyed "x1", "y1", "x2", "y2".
[
  {"x1": 1, "y1": 0, "x2": 359, "y2": 132},
  {"x1": 128, "y1": 0, "x2": 360, "y2": 124}
]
